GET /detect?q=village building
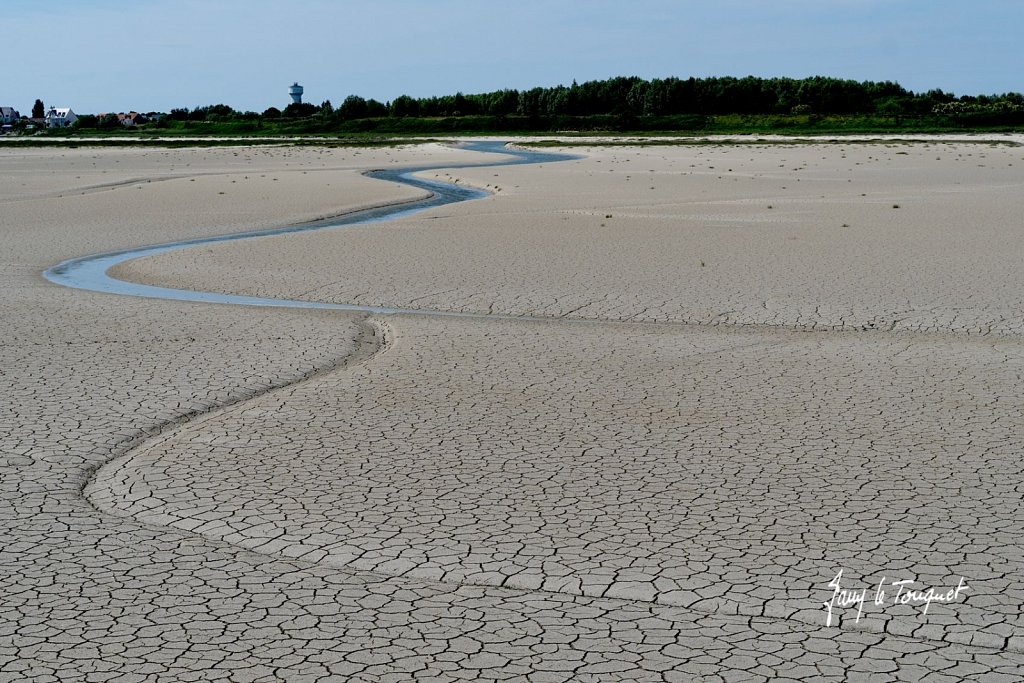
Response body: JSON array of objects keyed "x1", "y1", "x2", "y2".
[
  {"x1": 0, "y1": 106, "x2": 20, "y2": 124},
  {"x1": 45, "y1": 107, "x2": 78, "y2": 128},
  {"x1": 117, "y1": 112, "x2": 148, "y2": 126}
]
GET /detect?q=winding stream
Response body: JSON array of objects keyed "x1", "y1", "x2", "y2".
[{"x1": 43, "y1": 141, "x2": 576, "y2": 318}]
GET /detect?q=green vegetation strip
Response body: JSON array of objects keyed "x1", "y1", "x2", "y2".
[
  {"x1": 519, "y1": 137, "x2": 1021, "y2": 148},
  {"x1": 0, "y1": 137, "x2": 442, "y2": 148}
]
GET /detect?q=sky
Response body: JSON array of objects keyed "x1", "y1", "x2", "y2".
[{"x1": 2, "y1": 0, "x2": 1022, "y2": 115}]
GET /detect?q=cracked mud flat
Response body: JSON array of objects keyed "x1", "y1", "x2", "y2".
[{"x1": 4, "y1": 140, "x2": 1024, "y2": 681}]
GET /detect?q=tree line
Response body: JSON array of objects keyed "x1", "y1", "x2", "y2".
[
  {"x1": 69, "y1": 76, "x2": 1024, "y2": 133},
  {"x1": 231, "y1": 76, "x2": 1024, "y2": 119}
]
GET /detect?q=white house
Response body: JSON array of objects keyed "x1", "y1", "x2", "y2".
[
  {"x1": 0, "y1": 107, "x2": 19, "y2": 124},
  {"x1": 45, "y1": 107, "x2": 78, "y2": 128}
]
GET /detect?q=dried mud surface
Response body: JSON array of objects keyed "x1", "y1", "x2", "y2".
[{"x1": 3, "y1": 140, "x2": 1024, "y2": 681}]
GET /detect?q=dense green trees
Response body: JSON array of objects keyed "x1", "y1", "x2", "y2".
[
  {"x1": 68, "y1": 76, "x2": 1024, "y2": 135},
  {"x1": 152, "y1": 77, "x2": 1024, "y2": 123},
  {"x1": 357, "y1": 76, "x2": 1020, "y2": 121},
  {"x1": 390, "y1": 95, "x2": 418, "y2": 117},
  {"x1": 283, "y1": 102, "x2": 318, "y2": 118}
]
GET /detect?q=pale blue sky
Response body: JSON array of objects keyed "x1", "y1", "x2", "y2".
[{"x1": 2, "y1": 0, "x2": 1021, "y2": 114}]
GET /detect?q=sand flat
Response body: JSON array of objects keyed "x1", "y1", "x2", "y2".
[
  {"x1": 0, "y1": 143, "x2": 508, "y2": 264},
  {"x1": 113, "y1": 141, "x2": 1024, "y2": 334},
  {"x1": 4, "y1": 139, "x2": 1024, "y2": 681}
]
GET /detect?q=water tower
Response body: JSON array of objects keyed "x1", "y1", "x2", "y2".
[{"x1": 289, "y1": 82, "x2": 304, "y2": 104}]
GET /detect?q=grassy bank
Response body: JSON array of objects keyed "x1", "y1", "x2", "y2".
[{"x1": 17, "y1": 112, "x2": 1019, "y2": 141}]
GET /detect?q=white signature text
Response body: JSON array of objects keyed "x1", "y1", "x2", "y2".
[{"x1": 824, "y1": 569, "x2": 968, "y2": 626}]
